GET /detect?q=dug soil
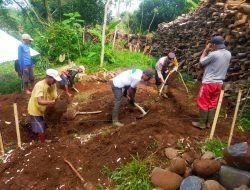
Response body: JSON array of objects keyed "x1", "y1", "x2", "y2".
[{"x1": 0, "y1": 73, "x2": 249, "y2": 190}]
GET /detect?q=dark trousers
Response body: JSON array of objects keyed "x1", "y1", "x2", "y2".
[
  {"x1": 112, "y1": 82, "x2": 123, "y2": 121},
  {"x1": 155, "y1": 70, "x2": 168, "y2": 86}
]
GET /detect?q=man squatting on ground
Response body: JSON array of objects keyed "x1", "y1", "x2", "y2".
[
  {"x1": 59, "y1": 65, "x2": 85, "y2": 97},
  {"x1": 28, "y1": 69, "x2": 62, "y2": 142},
  {"x1": 155, "y1": 52, "x2": 179, "y2": 98},
  {"x1": 111, "y1": 69, "x2": 154, "y2": 127},
  {"x1": 192, "y1": 36, "x2": 231, "y2": 129},
  {"x1": 18, "y1": 34, "x2": 34, "y2": 95}
]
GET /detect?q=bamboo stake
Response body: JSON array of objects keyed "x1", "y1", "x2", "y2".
[
  {"x1": 13, "y1": 103, "x2": 21, "y2": 148},
  {"x1": 228, "y1": 90, "x2": 242, "y2": 146},
  {"x1": 209, "y1": 90, "x2": 224, "y2": 140},
  {"x1": 0, "y1": 131, "x2": 4, "y2": 155}
]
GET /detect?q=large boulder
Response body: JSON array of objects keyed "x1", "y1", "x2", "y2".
[
  {"x1": 180, "y1": 176, "x2": 203, "y2": 190},
  {"x1": 224, "y1": 142, "x2": 250, "y2": 171},
  {"x1": 193, "y1": 159, "x2": 221, "y2": 178},
  {"x1": 202, "y1": 180, "x2": 225, "y2": 190},
  {"x1": 169, "y1": 158, "x2": 187, "y2": 176},
  {"x1": 219, "y1": 165, "x2": 250, "y2": 190},
  {"x1": 150, "y1": 167, "x2": 183, "y2": 190}
]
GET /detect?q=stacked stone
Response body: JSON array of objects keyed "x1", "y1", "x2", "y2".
[{"x1": 152, "y1": 0, "x2": 250, "y2": 98}]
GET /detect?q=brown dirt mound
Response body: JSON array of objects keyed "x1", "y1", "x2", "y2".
[{"x1": 0, "y1": 74, "x2": 249, "y2": 189}]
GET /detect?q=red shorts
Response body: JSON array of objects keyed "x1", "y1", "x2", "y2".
[{"x1": 197, "y1": 83, "x2": 223, "y2": 110}]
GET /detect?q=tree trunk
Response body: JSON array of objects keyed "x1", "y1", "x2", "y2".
[
  {"x1": 23, "y1": 0, "x2": 47, "y2": 26},
  {"x1": 100, "y1": 0, "x2": 111, "y2": 67},
  {"x1": 112, "y1": 0, "x2": 121, "y2": 49},
  {"x1": 43, "y1": 0, "x2": 52, "y2": 23},
  {"x1": 148, "y1": 12, "x2": 156, "y2": 33}
]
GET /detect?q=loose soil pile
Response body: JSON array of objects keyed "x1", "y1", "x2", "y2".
[{"x1": 0, "y1": 74, "x2": 249, "y2": 190}]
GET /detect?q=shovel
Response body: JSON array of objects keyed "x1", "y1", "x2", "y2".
[
  {"x1": 127, "y1": 96, "x2": 149, "y2": 118},
  {"x1": 66, "y1": 109, "x2": 102, "y2": 120}
]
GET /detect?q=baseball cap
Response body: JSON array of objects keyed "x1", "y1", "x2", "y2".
[
  {"x1": 211, "y1": 36, "x2": 225, "y2": 49},
  {"x1": 168, "y1": 52, "x2": 176, "y2": 59},
  {"x1": 22, "y1": 34, "x2": 33, "y2": 41},
  {"x1": 46, "y1": 69, "x2": 62, "y2": 81},
  {"x1": 143, "y1": 69, "x2": 154, "y2": 79}
]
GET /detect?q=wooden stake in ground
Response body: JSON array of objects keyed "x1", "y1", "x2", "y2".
[
  {"x1": 228, "y1": 90, "x2": 242, "y2": 146},
  {"x1": 0, "y1": 131, "x2": 4, "y2": 155},
  {"x1": 209, "y1": 90, "x2": 224, "y2": 140},
  {"x1": 13, "y1": 103, "x2": 21, "y2": 148},
  {"x1": 64, "y1": 158, "x2": 96, "y2": 190}
]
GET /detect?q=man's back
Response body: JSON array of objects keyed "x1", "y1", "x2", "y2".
[{"x1": 201, "y1": 49, "x2": 231, "y2": 84}]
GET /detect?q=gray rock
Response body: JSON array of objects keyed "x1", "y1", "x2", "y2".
[
  {"x1": 180, "y1": 176, "x2": 202, "y2": 190},
  {"x1": 219, "y1": 165, "x2": 250, "y2": 190}
]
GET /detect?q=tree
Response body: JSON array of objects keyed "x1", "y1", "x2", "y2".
[
  {"x1": 129, "y1": 0, "x2": 200, "y2": 33},
  {"x1": 100, "y1": 0, "x2": 111, "y2": 67}
]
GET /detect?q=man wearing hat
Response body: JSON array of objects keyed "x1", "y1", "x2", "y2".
[
  {"x1": 59, "y1": 65, "x2": 85, "y2": 97},
  {"x1": 28, "y1": 69, "x2": 62, "y2": 142},
  {"x1": 192, "y1": 36, "x2": 231, "y2": 129},
  {"x1": 111, "y1": 69, "x2": 153, "y2": 127},
  {"x1": 18, "y1": 33, "x2": 34, "y2": 94},
  {"x1": 155, "y1": 52, "x2": 179, "y2": 98}
]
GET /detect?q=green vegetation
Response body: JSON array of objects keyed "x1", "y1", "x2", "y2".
[
  {"x1": 201, "y1": 138, "x2": 227, "y2": 157},
  {"x1": 109, "y1": 158, "x2": 153, "y2": 190},
  {"x1": 123, "y1": 0, "x2": 200, "y2": 33},
  {"x1": 239, "y1": 109, "x2": 250, "y2": 131}
]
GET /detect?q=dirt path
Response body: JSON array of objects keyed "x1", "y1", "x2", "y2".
[{"x1": 0, "y1": 75, "x2": 249, "y2": 190}]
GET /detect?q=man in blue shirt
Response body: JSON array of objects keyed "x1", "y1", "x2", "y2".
[{"x1": 18, "y1": 34, "x2": 34, "y2": 94}]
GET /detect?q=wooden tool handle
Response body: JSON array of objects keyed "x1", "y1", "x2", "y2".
[
  {"x1": 159, "y1": 72, "x2": 172, "y2": 95},
  {"x1": 77, "y1": 111, "x2": 102, "y2": 115}
]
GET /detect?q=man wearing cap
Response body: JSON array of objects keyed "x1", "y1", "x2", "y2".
[
  {"x1": 18, "y1": 34, "x2": 34, "y2": 94},
  {"x1": 192, "y1": 36, "x2": 231, "y2": 129},
  {"x1": 28, "y1": 69, "x2": 61, "y2": 142},
  {"x1": 155, "y1": 52, "x2": 179, "y2": 98},
  {"x1": 59, "y1": 65, "x2": 85, "y2": 97},
  {"x1": 111, "y1": 69, "x2": 153, "y2": 127}
]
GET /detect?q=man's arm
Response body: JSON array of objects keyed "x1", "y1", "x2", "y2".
[
  {"x1": 37, "y1": 97, "x2": 55, "y2": 106},
  {"x1": 200, "y1": 43, "x2": 213, "y2": 66},
  {"x1": 18, "y1": 45, "x2": 23, "y2": 70}
]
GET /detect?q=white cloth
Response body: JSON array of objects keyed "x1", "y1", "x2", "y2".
[{"x1": 113, "y1": 69, "x2": 143, "y2": 88}]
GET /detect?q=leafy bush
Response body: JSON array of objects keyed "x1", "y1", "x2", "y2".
[
  {"x1": 202, "y1": 138, "x2": 227, "y2": 157},
  {"x1": 35, "y1": 22, "x2": 80, "y2": 63},
  {"x1": 110, "y1": 158, "x2": 153, "y2": 190}
]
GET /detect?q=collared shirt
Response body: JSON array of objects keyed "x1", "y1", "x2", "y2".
[
  {"x1": 18, "y1": 43, "x2": 32, "y2": 70},
  {"x1": 28, "y1": 79, "x2": 57, "y2": 116},
  {"x1": 200, "y1": 49, "x2": 231, "y2": 84},
  {"x1": 112, "y1": 69, "x2": 143, "y2": 88}
]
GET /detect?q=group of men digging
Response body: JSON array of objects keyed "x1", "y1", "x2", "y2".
[{"x1": 21, "y1": 34, "x2": 231, "y2": 142}]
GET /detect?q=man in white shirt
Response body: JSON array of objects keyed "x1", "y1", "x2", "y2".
[{"x1": 111, "y1": 69, "x2": 153, "y2": 127}]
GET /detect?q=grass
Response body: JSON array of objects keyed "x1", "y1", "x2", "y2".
[
  {"x1": 105, "y1": 157, "x2": 153, "y2": 190},
  {"x1": 201, "y1": 138, "x2": 227, "y2": 157},
  {"x1": 0, "y1": 50, "x2": 156, "y2": 94},
  {"x1": 76, "y1": 49, "x2": 157, "y2": 74},
  {"x1": 238, "y1": 108, "x2": 250, "y2": 131}
]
